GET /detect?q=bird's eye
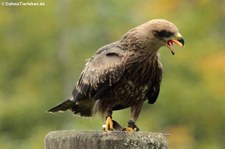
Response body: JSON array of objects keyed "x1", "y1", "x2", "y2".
[
  {"x1": 153, "y1": 30, "x2": 173, "y2": 38},
  {"x1": 159, "y1": 30, "x2": 173, "y2": 38}
]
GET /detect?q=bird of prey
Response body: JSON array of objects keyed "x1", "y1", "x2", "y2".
[{"x1": 48, "y1": 19, "x2": 184, "y2": 132}]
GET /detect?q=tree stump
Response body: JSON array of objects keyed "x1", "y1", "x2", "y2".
[{"x1": 45, "y1": 130, "x2": 168, "y2": 149}]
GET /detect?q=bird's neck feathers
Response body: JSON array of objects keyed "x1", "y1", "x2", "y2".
[{"x1": 120, "y1": 28, "x2": 163, "y2": 56}]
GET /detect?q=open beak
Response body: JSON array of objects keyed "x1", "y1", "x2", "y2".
[{"x1": 166, "y1": 32, "x2": 184, "y2": 55}]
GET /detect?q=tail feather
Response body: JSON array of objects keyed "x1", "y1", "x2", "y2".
[
  {"x1": 47, "y1": 97, "x2": 75, "y2": 113},
  {"x1": 71, "y1": 104, "x2": 93, "y2": 117},
  {"x1": 47, "y1": 97, "x2": 93, "y2": 117}
]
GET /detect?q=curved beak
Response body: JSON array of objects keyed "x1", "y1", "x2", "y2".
[{"x1": 166, "y1": 32, "x2": 185, "y2": 55}]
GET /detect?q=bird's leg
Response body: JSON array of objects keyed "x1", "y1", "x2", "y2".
[
  {"x1": 103, "y1": 110, "x2": 113, "y2": 131},
  {"x1": 123, "y1": 102, "x2": 143, "y2": 132}
]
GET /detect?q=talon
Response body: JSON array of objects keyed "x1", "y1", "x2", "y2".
[{"x1": 104, "y1": 116, "x2": 113, "y2": 131}]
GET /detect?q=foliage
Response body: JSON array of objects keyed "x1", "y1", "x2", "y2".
[{"x1": 0, "y1": 0, "x2": 224, "y2": 148}]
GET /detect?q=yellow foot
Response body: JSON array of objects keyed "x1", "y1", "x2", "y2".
[
  {"x1": 103, "y1": 116, "x2": 113, "y2": 131},
  {"x1": 123, "y1": 127, "x2": 139, "y2": 132},
  {"x1": 123, "y1": 127, "x2": 135, "y2": 132},
  {"x1": 123, "y1": 120, "x2": 140, "y2": 132}
]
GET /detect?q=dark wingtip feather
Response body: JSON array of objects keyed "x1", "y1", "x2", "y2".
[
  {"x1": 46, "y1": 110, "x2": 54, "y2": 113},
  {"x1": 47, "y1": 105, "x2": 63, "y2": 113},
  {"x1": 47, "y1": 97, "x2": 75, "y2": 113}
]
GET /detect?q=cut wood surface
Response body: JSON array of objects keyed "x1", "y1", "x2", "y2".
[{"x1": 45, "y1": 130, "x2": 168, "y2": 149}]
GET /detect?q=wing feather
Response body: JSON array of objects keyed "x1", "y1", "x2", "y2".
[
  {"x1": 75, "y1": 42, "x2": 125, "y2": 99},
  {"x1": 147, "y1": 61, "x2": 163, "y2": 104}
]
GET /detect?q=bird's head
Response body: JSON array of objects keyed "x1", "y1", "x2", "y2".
[{"x1": 140, "y1": 19, "x2": 185, "y2": 55}]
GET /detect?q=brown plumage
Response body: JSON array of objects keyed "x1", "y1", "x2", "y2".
[{"x1": 48, "y1": 19, "x2": 184, "y2": 131}]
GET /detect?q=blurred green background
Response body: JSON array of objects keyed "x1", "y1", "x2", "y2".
[{"x1": 0, "y1": 0, "x2": 225, "y2": 148}]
